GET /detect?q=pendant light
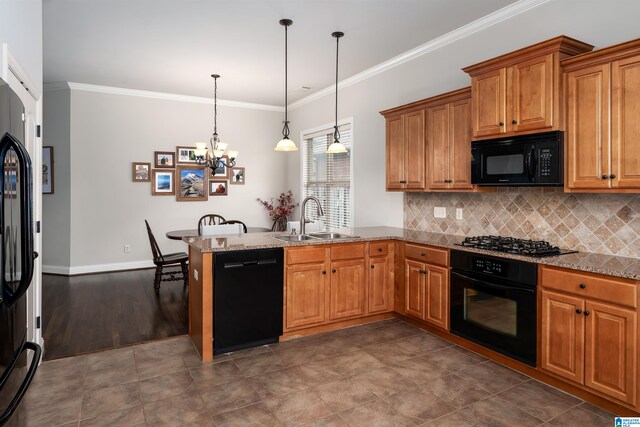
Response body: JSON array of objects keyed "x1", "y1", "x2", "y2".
[
  {"x1": 326, "y1": 31, "x2": 348, "y2": 154},
  {"x1": 194, "y1": 74, "x2": 238, "y2": 172},
  {"x1": 274, "y1": 19, "x2": 297, "y2": 152}
]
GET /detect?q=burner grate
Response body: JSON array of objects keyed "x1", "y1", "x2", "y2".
[{"x1": 457, "y1": 235, "x2": 574, "y2": 257}]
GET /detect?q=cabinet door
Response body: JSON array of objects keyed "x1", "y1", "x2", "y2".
[
  {"x1": 386, "y1": 115, "x2": 405, "y2": 190},
  {"x1": 405, "y1": 259, "x2": 426, "y2": 320},
  {"x1": 511, "y1": 54, "x2": 554, "y2": 133},
  {"x1": 611, "y1": 55, "x2": 640, "y2": 189},
  {"x1": 540, "y1": 290, "x2": 585, "y2": 384},
  {"x1": 427, "y1": 104, "x2": 450, "y2": 190},
  {"x1": 425, "y1": 264, "x2": 449, "y2": 330},
  {"x1": 368, "y1": 255, "x2": 392, "y2": 314},
  {"x1": 449, "y1": 98, "x2": 474, "y2": 190},
  {"x1": 566, "y1": 64, "x2": 611, "y2": 189},
  {"x1": 585, "y1": 300, "x2": 637, "y2": 405},
  {"x1": 285, "y1": 263, "x2": 328, "y2": 330},
  {"x1": 472, "y1": 68, "x2": 507, "y2": 138},
  {"x1": 404, "y1": 110, "x2": 426, "y2": 189},
  {"x1": 329, "y1": 259, "x2": 367, "y2": 320}
]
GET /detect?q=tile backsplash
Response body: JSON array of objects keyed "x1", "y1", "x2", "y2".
[{"x1": 404, "y1": 189, "x2": 640, "y2": 258}]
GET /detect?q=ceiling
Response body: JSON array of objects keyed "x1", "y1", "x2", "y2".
[{"x1": 43, "y1": 0, "x2": 517, "y2": 106}]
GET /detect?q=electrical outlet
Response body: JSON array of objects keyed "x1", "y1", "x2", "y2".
[
  {"x1": 456, "y1": 208, "x2": 463, "y2": 220},
  {"x1": 194, "y1": 269, "x2": 199, "y2": 282},
  {"x1": 123, "y1": 245, "x2": 130, "y2": 253},
  {"x1": 434, "y1": 207, "x2": 446, "y2": 219}
]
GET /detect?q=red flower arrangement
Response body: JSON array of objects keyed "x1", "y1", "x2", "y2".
[{"x1": 257, "y1": 190, "x2": 299, "y2": 221}]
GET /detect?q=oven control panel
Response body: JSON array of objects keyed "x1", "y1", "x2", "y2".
[{"x1": 472, "y1": 257, "x2": 508, "y2": 277}]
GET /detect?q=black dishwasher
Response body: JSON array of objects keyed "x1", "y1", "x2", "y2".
[{"x1": 213, "y1": 248, "x2": 283, "y2": 354}]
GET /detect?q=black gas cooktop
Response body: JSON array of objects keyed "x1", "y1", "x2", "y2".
[{"x1": 456, "y1": 235, "x2": 577, "y2": 257}]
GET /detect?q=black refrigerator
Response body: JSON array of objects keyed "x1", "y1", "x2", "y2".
[{"x1": 0, "y1": 78, "x2": 41, "y2": 425}]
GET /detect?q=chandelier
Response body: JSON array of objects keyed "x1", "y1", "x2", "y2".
[{"x1": 195, "y1": 74, "x2": 238, "y2": 171}]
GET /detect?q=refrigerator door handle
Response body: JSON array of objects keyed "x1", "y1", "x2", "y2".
[
  {"x1": 0, "y1": 132, "x2": 35, "y2": 308},
  {"x1": 0, "y1": 341, "x2": 42, "y2": 425}
]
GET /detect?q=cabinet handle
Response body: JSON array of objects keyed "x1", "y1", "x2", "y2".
[
  {"x1": 610, "y1": 174, "x2": 617, "y2": 179},
  {"x1": 601, "y1": 174, "x2": 608, "y2": 179},
  {"x1": 322, "y1": 270, "x2": 326, "y2": 275},
  {"x1": 584, "y1": 310, "x2": 590, "y2": 316},
  {"x1": 332, "y1": 269, "x2": 336, "y2": 273},
  {"x1": 377, "y1": 248, "x2": 383, "y2": 252},
  {"x1": 499, "y1": 121, "x2": 504, "y2": 126},
  {"x1": 579, "y1": 283, "x2": 586, "y2": 289},
  {"x1": 575, "y1": 308, "x2": 583, "y2": 314},
  {"x1": 371, "y1": 265, "x2": 375, "y2": 269},
  {"x1": 399, "y1": 180, "x2": 407, "y2": 184},
  {"x1": 512, "y1": 119, "x2": 517, "y2": 125}
]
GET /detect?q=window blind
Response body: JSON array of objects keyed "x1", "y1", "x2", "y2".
[{"x1": 302, "y1": 123, "x2": 352, "y2": 230}]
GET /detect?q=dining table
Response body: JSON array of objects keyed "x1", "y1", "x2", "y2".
[{"x1": 165, "y1": 227, "x2": 271, "y2": 240}]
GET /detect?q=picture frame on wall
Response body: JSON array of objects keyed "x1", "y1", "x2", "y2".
[
  {"x1": 212, "y1": 156, "x2": 229, "y2": 179},
  {"x1": 229, "y1": 167, "x2": 245, "y2": 185},
  {"x1": 176, "y1": 165, "x2": 208, "y2": 201},
  {"x1": 154, "y1": 151, "x2": 175, "y2": 168},
  {"x1": 42, "y1": 146, "x2": 54, "y2": 194},
  {"x1": 209, "y1": 179, "x2": 228, "y2": 196},
  {"x1": 132, "y1": 162, "x2": 151, "y2": 182},
  {"x1": 152, "y1": 169, "x2": 175, "y2": 195},
  {"x1": 176, "y1": 146, "x2": 198, "y2": 164}
]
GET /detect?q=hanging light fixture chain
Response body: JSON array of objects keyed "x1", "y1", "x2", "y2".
[
  {"x1": 283, "y1": 22, "x2": 289, "y2": 137},
  {"x1": 334, "y1": 33, "x2": 340, "y2": 142},
  {"x1": 213, "y1": 75, "x2": 218, "y2": 136}
]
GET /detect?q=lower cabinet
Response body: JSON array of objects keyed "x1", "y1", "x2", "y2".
[
  {"x1": 540, "y1": 266, "x2": 638, "y2": 407},
  {"x1": 285, "y1": 261, "x2": 328, "y2": 330},
  {"x1": 329, "y1": 259, "x2": 366, "y2": 321},
  {"x1": 368, "y1": 250, "x2": 393, "y2": 314},
  {"x1": 403, "y1": 244, "x2": 449, "y2": 330}
]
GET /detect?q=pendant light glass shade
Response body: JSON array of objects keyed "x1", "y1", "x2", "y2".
[
  {"x1": 327, "y1": 31, "x2": 348, "y2": 154},
  {"x1": 275, "y1": 19, "x2": 297, "y2": 151}
]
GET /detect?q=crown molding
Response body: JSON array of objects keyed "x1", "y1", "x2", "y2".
[
  {"x1": 289, "y1": 0, "x2": 551, "y2": 110},
  {"x1": 45, "y1": 81, "x2": 284, "y2": 112}
]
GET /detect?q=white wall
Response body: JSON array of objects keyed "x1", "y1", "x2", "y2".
[
  {"x1": 43, "y1": 88, "x2": 287, "y2": 273},
  {"x1": 287, "y1": 0, "x2": 640, "y2": 228}
]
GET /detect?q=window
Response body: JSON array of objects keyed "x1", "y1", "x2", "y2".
[{"x1": 302, "y1": 122, "x2": 352, "y2": 230}]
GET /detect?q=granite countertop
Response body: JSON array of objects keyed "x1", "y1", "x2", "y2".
[{"x1": 184, "y1": 226, "x2": 640, "y2": 281}]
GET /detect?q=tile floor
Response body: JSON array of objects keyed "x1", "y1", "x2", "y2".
[{"x1": 7, "y1": 319, "x2": 616, "y2": 426}]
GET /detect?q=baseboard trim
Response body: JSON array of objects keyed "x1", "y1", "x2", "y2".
[{"x1": 43, "y1": 260, "x2": 157, "y2": 276}]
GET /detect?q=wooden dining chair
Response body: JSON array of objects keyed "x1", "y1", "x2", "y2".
[
  {"x1": 220, "y1": 220, "x2": 248, "y2": 233},
  {"x1": 145, "y1": 220, "x2": 189, "y2": 293},
  {"x1": 198, "y1": 214, "x2": 226, "y2": 235}
]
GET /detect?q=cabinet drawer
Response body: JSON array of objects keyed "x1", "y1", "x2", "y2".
[
  {"x1": 331, "y1": 243, "x2": 366, "y2": 261},
  {"x1": 369, "y1": 241, "x2": 390, "y2": 257},
  {"x1": 404, "y1": 244, "x2": 448, "y2": 267},
  {"x1": 286, "y1": 246, "x2": 329, "y2": 265},
  {"x1": 541, "y1": 266, "x2": 638, "y2": 308}
]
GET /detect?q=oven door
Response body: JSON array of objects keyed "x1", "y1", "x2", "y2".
[{"x1": 450, "y1": 270, "x2": 537, "y2": 366}]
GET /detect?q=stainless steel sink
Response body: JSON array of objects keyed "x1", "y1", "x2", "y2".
[
  {"x1": 273, "y1": 234, "x2": 321, "y2": 242},
  {"x1": 308, "y1": 232, "x2": 355, "y2": 240}
]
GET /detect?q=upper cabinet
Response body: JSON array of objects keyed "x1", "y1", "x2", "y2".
[
  {"x1": 384, "y1": 111, "x2": 426, "y2": 191},
  {"x1": 563, "y1": 39, "x2": 640, "y2": 192},
  {"x1": 463, "y1": 36, "x2": 593, "y2": 140}
]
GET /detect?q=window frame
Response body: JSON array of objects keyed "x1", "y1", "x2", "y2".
[{"x1": 299, "y1": 117, "x2": 355, "y2": 230}]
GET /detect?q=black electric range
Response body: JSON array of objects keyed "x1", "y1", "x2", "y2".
[{"x1": 456, "y1": 235, "x2": 577, "y2": 257}]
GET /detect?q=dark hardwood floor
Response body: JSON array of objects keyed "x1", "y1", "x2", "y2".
[{"x1": 42, "y1": 268, "x2": 189, "y2": 360}]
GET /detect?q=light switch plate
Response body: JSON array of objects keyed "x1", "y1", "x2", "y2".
[
  {"x1": 434, "y1": 207, "x2": 446, "y2": 219},
  {"x1": 456, "y1": 208, "x2": 463, "y2": 220}
]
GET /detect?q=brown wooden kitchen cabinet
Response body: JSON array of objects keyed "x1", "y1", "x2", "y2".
[
  {"x1": 368, "y1": 242, "x2": 394, "y2": 314},
  {"x1": 539, "y1": 266, "x2": 638, "y2": 407},
  {"x1": 403, "y1": 244, "x2": 449, "y2": 329},
  {"x1": 384, "y1": 110, "x2": 425, "y2": 191},
  {"x1": 463, "y1": 36, "x2": 593, "y2": 140},
  {"x1": 563, "y1": 39, "x2": 640, "y2": 192},
  {"x1": 329, "y1": 259, "x2": 366, "y2": 321}
]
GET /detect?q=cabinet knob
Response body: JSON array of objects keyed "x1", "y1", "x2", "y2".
[
  {"x1": 512, "y1": 119, "x2": 517, "y2": 125},
  {"x1": 610, "y1": 174, "x2": 617, "y2": 179},
  {"x1": 584, "y1": 310, "x2": 590, "y2": 316},
  {"x1": 575, "y1": 308, "x2": 583, "y2": 314},
  {"x1": 332, "y1": 269, "x2": 336, "y2": 273},
  {"x1": 579, "y1": 283, "x2": 586, "y2": 289},
  {"x1": 601, "y1": 174, "x2": 608, "y2": 179},
  {"x1": 419, "y1": 269, "x2": 427, "y2": 275},
  {"x1": 499, "y1": 121, "x2": 504, "y2": 126},
  {"x1": 378, "y1": 248, "x2": 383, "y2": 252},
  {"x1": 399, "y1": 180, "x2": 407, "y2": 184},
  {"x1": 322, "y1": 270, "x2": 326, "y2": 275},
  {"x1": 420, "y1": 253, "x2": 426, "y2": 257},
  {"x1": 371, "y1": 265, "x2": 375, "y2": 269}
]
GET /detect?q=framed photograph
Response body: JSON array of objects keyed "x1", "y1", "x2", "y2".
[
  {"x1": 209, "y1": 179, "x2": 228, "y2": 196},
  {"x1": 176, "y1": 146, "x2": 198, "y2": 164},
  {"x1": 42, "y1": 146, "x2": 54, "y2": 194},
  {"x1": 3, "y1": 170, "x2": 16, "y2": 199},
  {"x1": 152, "y1": 169, "x2": 175, "y2": 196},
  {"x1": 154, "y1": 151, "x2": 175, "y2": 168},
  {"x1": 177, "y1": 166, "x2": 208, "y2": 201},
  {"x1": 212, "y1": 156, "x2": 229, "y2": 178},
  {"x1": 229, "y1": 167, "x2": 245, "y2": 185},
  {"x1": 132, "y1": 162, "x2": 151, "y2": 182}
]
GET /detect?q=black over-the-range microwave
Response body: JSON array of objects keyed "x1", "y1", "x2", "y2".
[{"x1": 471, "y1": 131, "x2": 563, "y2": 186}]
